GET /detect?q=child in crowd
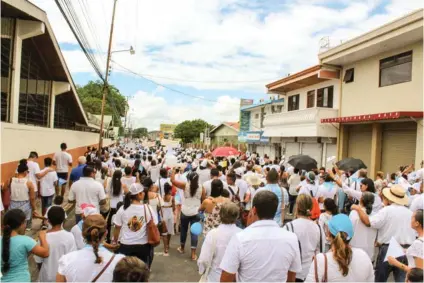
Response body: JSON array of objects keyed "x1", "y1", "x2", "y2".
[
  {"x1": 110, "y1": 201, "x2": 124, "y2": 244},
  {"x1": 39, "y1": 157, "x2": 58, "y2": 216},
  {"x1": 112, "y1": 256, "x2": 150, "y2": 282},
  {"x1": 318, "y1": 198, "x2": 338, "y2": 252},
  {"x1": 161, "y1": 183, "x2": 175, "y2": 256},
  {"x1": 406, "y1": 268, "x2": 423, "y2": 283},
  {"x1": 42, "y1": 195, "x2": 66, "y2": 230},
  {"x1": 34, "y1": 206, "x2": 76, "y2": 282}
]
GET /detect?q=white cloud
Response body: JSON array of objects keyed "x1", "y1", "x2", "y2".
[
  {"x1": 31, "y1": 0, "x2": 423, "y2": 92},
  {"x1": 127, "y1": 88, "x2": 240, "y2": 130}
]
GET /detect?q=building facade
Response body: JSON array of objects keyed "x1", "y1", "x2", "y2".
[
  {"x1": 210, "y1": 122, "x2": 239, "y2": 145},
  {"x1": 319, "y1": 9, "x2": 423, "y2": 177},
  {"x1": 1, "y1": 0, "x2": 113, "y2": 182},
  {"x1": 264, "y1": 65, "x2": 340, "y2": 168}
]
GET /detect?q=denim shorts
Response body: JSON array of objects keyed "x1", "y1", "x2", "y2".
[{"x1": 41, "y1": 195, "x2": 54, "y2": 208}]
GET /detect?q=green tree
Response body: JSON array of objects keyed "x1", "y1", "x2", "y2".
[
  {"x1": 77, "y1": 80, "x2": 128, "y2": 126},
  {"x1": 133, "y1": 127, "x2": 148, "y2": 138},
  {"x1": 174, "y1": 119, "x2": 214, "y2": 143}
]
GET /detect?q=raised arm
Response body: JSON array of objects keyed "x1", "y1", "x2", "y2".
[{"x1": 171, "y1": 170, "x2": 186, "y2": 190}]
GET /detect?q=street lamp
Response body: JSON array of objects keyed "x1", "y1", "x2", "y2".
[{"x1": 111, "y1": 45, "x2": 135, "y2": 55}]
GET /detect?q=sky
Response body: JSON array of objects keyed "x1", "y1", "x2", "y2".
[{"x1": 31, "y1": 0, "x2": 423, "y2": 131}]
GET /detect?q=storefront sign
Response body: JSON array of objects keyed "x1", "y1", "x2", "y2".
[{"x1": 246, "y1": 131, "x2": 261, "y2": 141}]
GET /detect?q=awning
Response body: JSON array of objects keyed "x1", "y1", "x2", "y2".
[{"x1": 321, "y1": 111, "x2": 424, "y2": 124}]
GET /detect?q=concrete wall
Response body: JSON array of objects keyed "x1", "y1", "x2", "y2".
[
  {"x1": 1, "y1": 122, "x2": 114, "y2": 182},
  {"x1": 340, "y1": 41, "x2": 423, "y2": 116},
  {"x1": 286, "y1": 79, "x2": 340, "y2": 111},
  {"x1": 416, "y1": 119, "x2": 424, "y2": 167},
  {"x1": 212, "y1": 125, "x2": 238, "y2": 137}
]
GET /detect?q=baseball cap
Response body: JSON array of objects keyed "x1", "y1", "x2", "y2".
[
  {"x1": 81, "y1": 203, "x2": 97, "y2": 217},
  {"x1": 129, "y1": 183, "x2": 144, "y2": 195},
  {"x1": 328, "y1": 214, "x2": 354, "y2": 240},
  {"x1": 234, "y1": 167, "x2": 244, "y2": 176},
  {"x1": 306, "y1": 171, "x2": 316, "y2": 182}
]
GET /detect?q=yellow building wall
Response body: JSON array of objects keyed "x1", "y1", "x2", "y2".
[{"x1": 340, "y1": 41, "x2": 423, "y2": 116}]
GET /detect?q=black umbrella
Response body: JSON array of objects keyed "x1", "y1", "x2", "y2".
[
  {"x1": 288, "y1": 155, "x2": 318, "y2": 171},
  {"x1": 336, "y1": 158, "x2": 367, "y2": 171}
]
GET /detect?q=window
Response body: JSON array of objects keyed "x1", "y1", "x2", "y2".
[
  {"x1": 288, "y1": 94, "x2": 300, "y2": 111},
  {"x1": 254, "y1": 113, "x2": 259, "y2": 119},
  {"x1": 380, "y1": 51, "x2": 412, "y2": 87},
  {"x1": 306, "y1": 90, "x2": 315, "y2": 108},
  {"x1": 317, "y1": 86, "x2": 333, "y2": 108},
  {"x1": 343, "y1": 68, "x2": 354, "y2": 83},
  {"x1": 271, "y1": 104, "x2": 283, "y2": 113}
]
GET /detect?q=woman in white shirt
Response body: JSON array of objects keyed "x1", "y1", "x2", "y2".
[
  {"x1": 288, "y1": 168, "x2": 301, "y2": 215},
  {"x1": 305, "y1": 214, "x2": 374, "y2": 282},
  {"x1": 349, "y1": 192, "x2": 377, "y2": 260},
  {"x1": 315, "y1": 175, "x2": 337, "y2": 211},
  {"x1": 155, "y1": 168, "x2": 171, "y2": 197},
  {"x1": 113, "y1": 184, "x2": 158, "y2": 268},
  {"x1": 284, "y1": 194, "x2": 323, "y2": 281},
  {"x1": 149, "y1": 160, "x2": 161, "y2": 183},
  {"x1": 171, "y1": 170, "x2": 206, "y2": 261},
  {"x1": 57, "y1": 214, "x2": 124, "y2": 282},
  {"x1": 121, "y1": 167, "x2": 136, "y2": 189},
  {"x1": 388, "y1": 209, "x2": 423, "y2": 271},
  {"x1": 331, "y1": 175, "x2": 383, "y2": 214},
  {"x1": 105, "y1": 170, "x2": 128, "y2": 243},
  {"x1": 198, "y1": 202, "x2": 242, "y2": 282}
]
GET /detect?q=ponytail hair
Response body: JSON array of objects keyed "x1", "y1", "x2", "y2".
[
  {"x1": 123, "y1": 192, "x2": 134, "y2": 210},
  {"x1": 82, "y1": 215, "x2": 107, "y2": 264},
  {"x1": 331, "y1": 232, "x2": 353, "y2": 276},
  {"x1": 361, "y1": 192, "x2": 375, "y2": 215},
  {"x1": 164, "y1": 182, "x2": 172, "y2": 196},
  {"x1": 112, "y1": 170, "x2": 123, "y2": 197},
  {"x1": 296, "y1": 194, "x2": 313, "y2": 217},
  {"x1": 2, "y1": 209, "x2": 27, "y2": 274}
]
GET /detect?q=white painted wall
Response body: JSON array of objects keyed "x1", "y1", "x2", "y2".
[
  {"x1": 340, "y1": 41, "x2": 423, "y2": 116},
  {"x1": 1, "y1": 122, "x2": 113, "y2": 163},
  {"x1": 285, "y1": 79, "x2": 340, "y2": 111}
]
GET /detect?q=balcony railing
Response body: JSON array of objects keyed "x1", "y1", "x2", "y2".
[{"x1": 263, "y1": 107, "x2": 339, "y2": 127}]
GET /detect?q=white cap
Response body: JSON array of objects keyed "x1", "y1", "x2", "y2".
[
  {"x1": 129, "y1": 183, "x2": 144, "y2": 195},
  {"x1": 234, "y1": 167, "x2": 244, "y2": 176}
]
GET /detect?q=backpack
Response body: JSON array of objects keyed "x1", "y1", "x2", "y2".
[
  {"x1": 309, "y1": 188, "x2": 321, "y2": 220},
  {"x1": 228, "y1": 186, "x2": 241, "y2": 204}
]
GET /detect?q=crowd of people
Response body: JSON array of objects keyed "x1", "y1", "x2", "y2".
[{"x1": 0, "y1": 140, "x2": 423, "y2": 282}]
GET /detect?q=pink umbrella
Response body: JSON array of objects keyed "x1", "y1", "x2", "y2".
[{"x1": 212, "y1": 146, "x2": 240, "y2": 157}]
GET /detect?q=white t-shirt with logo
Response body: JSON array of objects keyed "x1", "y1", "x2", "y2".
[
  {"x1": 53, "y1": 151, "x2": 73, "y2": 173},
  {"x1": 305, "y1": 248, "x2": 374, "y2": 282},
  {"x1": 27, "y1": 160, "x2": 40, "y2": 192},
  {"x1": 40, "y1": 168, "x2": 58, "y2": 197},
  {"x1": 34, "y1": 230, "x2": 76, "y2": 282},
  {"x1": 58, "y1": 246, "x2": 124, "y2": 282},
  {"x1": 113, "y1": 204, "x2": 158, "y2": 245}
]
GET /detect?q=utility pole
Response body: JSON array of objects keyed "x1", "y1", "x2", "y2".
[{"x1": 98, "y1": 0, "x2": 118, "y2": 151}]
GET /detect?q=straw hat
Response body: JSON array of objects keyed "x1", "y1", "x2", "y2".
[
  {"x1": 382, "y1": 185, "x2": 409, "y2": 206},
  {"x1": 245, "y1": 174, "x2": 262, "y2": 186}
]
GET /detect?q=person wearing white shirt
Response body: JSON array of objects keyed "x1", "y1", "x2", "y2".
[
  {"x1": 315, "y1": 175, "x2": 337, "y2": 211},
  {"x1": 35, "y1": 206, "x2": 76, "y2": 282},
  {"x1": 39, "y1": 157, "x2": 58, "y2": 215},
  {"x1": 305, "y1": 214, "x2": 374, "y2": 282},
  {"x1": 197, "y1": 202, "x2": 242, "y2": 282},
  {"x1": 149, "y1": 160, "x2": 161, "y2": 182},
  {"x1": 284, "y1": 194, "x2": 324, "y2": 281},
  {"x1": 352, "y1": 185, "x2": 416, "y2": 282},
  {"x1": 387, "y1": 209, "x2": 423, "y2": 273},
  {"x1": 155, "y1": 168, "x2": 171, "y2": 197},
  {"x1": 297, "y1": 172, "x2": 318, "y2": 199},
  {"x1": 68, "y1": 165, "x2": 107, "y2": 224},
  {"x1": 121, "y1": 167, "x2": 136, "y2": 188},
  {"x1": 114, "y1": 181, "x2": 158, "y2": 268},
  {"x1": 53, "y1": 143, "x2": 73, "y2": 180},
  {"x1": 197, "y1": 161, "x2": 212, "y2": 187},
  {"x1": 203, "y1": 168, "x2": 229, "y2": 197},
  {"x1": 349, "y1": 192, "x2": 377, "y2": 259},
  {"x1": 220, "y1": 190, "x2": 302, "y2": 282},
  {"x1": 57, "y1": 214, "x2": 124, "y2": 282},
  {"x1": 410, "y1": 183, "x2": 423, "y2": 212},
  {"x1": 288, "y1": 169, "x2": 301, "y2": 215}
]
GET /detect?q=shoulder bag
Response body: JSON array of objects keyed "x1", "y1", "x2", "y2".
[
  {"x1": 313, "y1": 253, "x2": 328, "y2": 282},
  {"x1": 157, "y1": 194, "x2": 168, "y2": 235},
  {"x1": 144, "y1": 204, "x2": 161, "y2": 247},
  {"x1": 91, "y1": 254, "x2": 116, "y2": 282},
  {"x1": 199, "y1": 229, "x2": 218, "y2": 282}
]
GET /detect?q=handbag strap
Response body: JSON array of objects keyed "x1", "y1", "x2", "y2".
[
  {"x1": 91, "y1": 254, "x2": 116, "y2": 282},
  {"x1": 313, "y1": 253, "x2": 328, "y2": 282}
]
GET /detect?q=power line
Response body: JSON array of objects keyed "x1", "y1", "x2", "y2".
[{"x1": 111, "y1": 60, "x2": 241, "y2": 105}]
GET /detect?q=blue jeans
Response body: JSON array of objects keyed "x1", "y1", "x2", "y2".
[
  {"x1": 375, "y1": 244, "x2": 407, "y2": 282},
  {"x1": 180, "y1": 213, "x2": 200, "y2": 249}
]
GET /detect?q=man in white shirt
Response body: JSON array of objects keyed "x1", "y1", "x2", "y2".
[
  {"x1": 68, "y1": 165, "x2": 106, "y2": 224},
  {"x1": 234, "y1": 168, "x2": 249, "y2": 202},
  {"x1": 203, "y1": 168, "x2": 229, "y2": 197},
  {"x1": 40, "y1": 157, "x2": 58, "y2": 215},
  {"x1": 351, "y1": 185, "x2": 415, "y2": 282},
  {"x1": 220, "y1": 190, "x2": 302, "y2": 282},
  {"x1": 53, "y1": 143, "x2": 73, "y2": 180}
]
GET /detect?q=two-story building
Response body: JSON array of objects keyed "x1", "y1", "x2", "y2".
[
  {"x1": 238, "y1": 98, "x2": 284, "y2": 159},
  {"x1": 319, "y1": 9, "x2": 423, "y2": 177},
  {"x1": 264, "y1": 65, "x2": 340, "y2": 168}
]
